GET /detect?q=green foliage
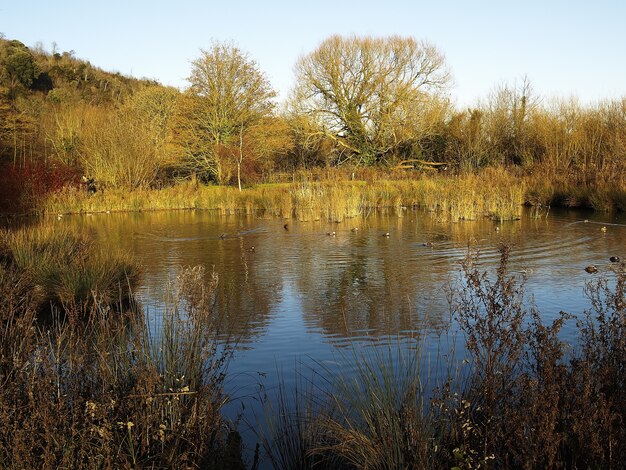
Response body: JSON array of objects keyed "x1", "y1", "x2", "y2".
[{"x1": 0, "y1": 40, "x2": 39, "y2": 90}]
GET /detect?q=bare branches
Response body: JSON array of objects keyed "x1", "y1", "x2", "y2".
[
  {"x1": 176, "y1": 42, "x2": 277, "y2": 185},
  {"x1": 292, "y1": 35, "x2": 451, "y2": 165}
]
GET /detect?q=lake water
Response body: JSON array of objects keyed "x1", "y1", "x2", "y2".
[{"x1": 56, "y1": 206, "x2": 625, "y2": 464}]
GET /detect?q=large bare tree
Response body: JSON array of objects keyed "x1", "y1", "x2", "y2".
[
  {"x1": 292, "y1": 35, "x2": 450, "y2": 165},
  {"x1": 176, "y1": 42, "x2": 276, "y2": 187}
]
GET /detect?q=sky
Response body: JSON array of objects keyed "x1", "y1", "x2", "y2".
[{"x1": 2, "y1": 0, "x2": 625, "y2": 107}]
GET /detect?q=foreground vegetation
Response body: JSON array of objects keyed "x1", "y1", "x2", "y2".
[
  {"x1": 0, "y1": 226, "x2": 139, "y2": 310},
  {"x1": 1, "y1": 225, "x2": 624, "y2": 468},
  {"x1": 0, "y1": 259, "x2": 241, "y2": 468}
]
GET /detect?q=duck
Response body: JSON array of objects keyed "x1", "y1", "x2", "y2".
[
  {"x1": 351, "y1": 227, "x2": 359, "y2": 232},
  {"x1": 422, "y1": 241, "x2": 434, "y2": 247},
  {"x1": 326, "y1": 231, "x2": 336, "y2": 237},
  {"x1": 382, "y1": 232, "x2": 390, "y2": 237},
  {"x1": 283, "y1": 223, "x2": 289, "y2": 231},
  {"x1": 248, "y1": 246, "x2": 256, "y2": 253},
  {"x1": 601, "y1": 226, "x2": 607, "y2": 233},
  {"x1": 585, "y1": 265, "x2": 598, "y2": 274},
  {"x1": 609, "y1": 256, "x2": 620, "y2": 263}
]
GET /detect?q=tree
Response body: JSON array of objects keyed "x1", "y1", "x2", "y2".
[
  {"x1": 176, "y1": 42, "x2": 276, "y2": 188},
  {"x1": 292, "y1": 35, "x2": 450, "y2": 165},
  {"x1": 484, "y1": 77, "x2": 539, "y2": 166},
  {"x1": 0, "y1": 40, "x2": 39, "y2": 95}
]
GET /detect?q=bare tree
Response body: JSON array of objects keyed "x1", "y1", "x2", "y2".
[
  {"x1": 291, "y1": 35, "x2": 450, "y2": 165},
  {"x1": 176, "y1": 42, "x2": 276, "y2": 188}
]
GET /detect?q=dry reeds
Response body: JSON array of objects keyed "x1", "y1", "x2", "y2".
[
  {"x1": 0, "y1": 225, "x2": 139, "y2": 310},
  {"x1": 0, "y1": 265, "x2": 240, "y2": 469},
  {"x1": 41, "y1": 172, "x2": 525, "y2": 223}
]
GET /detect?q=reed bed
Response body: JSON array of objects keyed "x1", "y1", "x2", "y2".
[{"x1": 41, "y1": 172, "x2": 526, "y2": 223}]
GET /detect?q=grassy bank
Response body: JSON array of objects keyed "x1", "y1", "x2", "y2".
[
  {"x1": 0, "y1": 225, "x2": 139, "y2": 311},
  {"x1": 42, "y1": 169, "x2": 527, "y2": 222},
  {"x1": 0, "y1": 262, "x2": 241, "y2": 469}
]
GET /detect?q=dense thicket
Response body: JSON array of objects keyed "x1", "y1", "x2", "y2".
[{"x1": 0, "y1": 35, "x2": 624, "y2": 213}]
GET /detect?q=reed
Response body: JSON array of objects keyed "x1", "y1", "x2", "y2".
[
  {"x1": 0, "y1": 265, "x2": 240, "y2": 469},
  {"x1": 315, "y1": 343, "x2": 435, "y2": 469},
  {"x1": 41, "y1": 172, "x2": 527, "y2": 223},
  {"x1": 0, "y1": 225, "x2": 139, "y2": 309}
]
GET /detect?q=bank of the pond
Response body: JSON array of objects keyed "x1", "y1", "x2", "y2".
[
  {"x1": 0, "y1": 225, "x2": 140, "y2": 311},
  {"x1": 38, "y1": 169, "x2": 626, "y2": 224},
  {"x1": 42, "y1": 171, "x2": 528, "y2": 222}
]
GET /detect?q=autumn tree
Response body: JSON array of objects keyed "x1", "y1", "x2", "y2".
[
  {"x1": 291, "y1": 35, "x2": 450, "y2": 165},
  {"x1": 484, "y1": 77, "x2": 539, "y2": 166},
  {"x1": 0, "y1": 40, "x2": 39, "y2": 93},
  {"x1": 175, "y1": 42, "x2": 277, "y2": 188}
]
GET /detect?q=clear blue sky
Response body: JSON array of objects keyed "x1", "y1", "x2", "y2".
[{"x1": 2, "y1": 0, "x2": 624, "y2": 107}]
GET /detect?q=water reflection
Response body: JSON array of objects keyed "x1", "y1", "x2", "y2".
[{"x1": 57, "y1": 208, "x2": 626, "y2": 349}]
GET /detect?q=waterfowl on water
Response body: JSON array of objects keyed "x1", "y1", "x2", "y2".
[
  {"x1": 585, "y1": 265, "x2": 599, "y2": 274},
  {"x1": 382, "y1": 232, "x2": 390, "y2": 237},
  {"x1": 326, "y1": 231, "x2": 336, "y2": 237},
  {"x1": 609, "y1": 256, "x2": 620, "y2": 263},
  {"x1": 601, "y1": 226, "x2": 607, "y2": 233},
  {"x1": 283, "y1": 223, "x2": 289, "y2": 230},
  {"x1": 248, "y1": 246, "x2": 256, "y2": 252},
  {"x1": 219, "y1": 233, "x2": 227, "y2": 239},
  {"x1": 351, "y1": 227, "x2": 359, "y2": 232},
  {"x1": 422, "y1": 241, "x2": 434, "y2": 247}
]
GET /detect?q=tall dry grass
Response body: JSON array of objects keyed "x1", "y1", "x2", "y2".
[
  {"x1": 0, "y1": 264, "x2": 242, "y2": 469},
  {"x1": 42, "y1": 171, "x2": 526, "y2": 222},
  {"x1": 0, "y1": 225, "x2": 139, "y2": 310}
]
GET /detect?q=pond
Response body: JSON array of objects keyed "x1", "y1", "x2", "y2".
[{"x1": 56, "y1": 206, "x2": 625, "y2": 462}]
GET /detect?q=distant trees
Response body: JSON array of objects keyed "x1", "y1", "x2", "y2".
[
  {"x1": 79, "y1": 87, "x2": 180, "y2": 188},
  {"x1": 291, "y1": 35, "x2": 451, "y2": 165},
  {"x1": 1, "y1": 32, "x2": 625, "y2": 200},
  {"x1": 175, "y1": 42, "x2": 278, "y2": 188},
  {"x1": 0, "y1": 40, "x2": 39, "y2": 92}
]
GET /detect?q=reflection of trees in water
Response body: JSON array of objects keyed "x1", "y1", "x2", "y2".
[
  {"x1": 63, "y1": 210, "x2": 279, "y2": 343},
  {"x1": 56, "y1": 207, "x2": 626, "y2": 345},
  {"x1": 295, "y1": 227, "x2": 453, "y2": 339}
]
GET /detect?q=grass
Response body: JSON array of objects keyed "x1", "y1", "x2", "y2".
[
  {"x1": 41, "y1": 170, "x2": 527, "y2": 223},
  {"x1": 0, "y1": 225, "x2": 140, "y2": 310},
  {"x1": 0, "y1": 264, "x2": 242, "y2": 469}
]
